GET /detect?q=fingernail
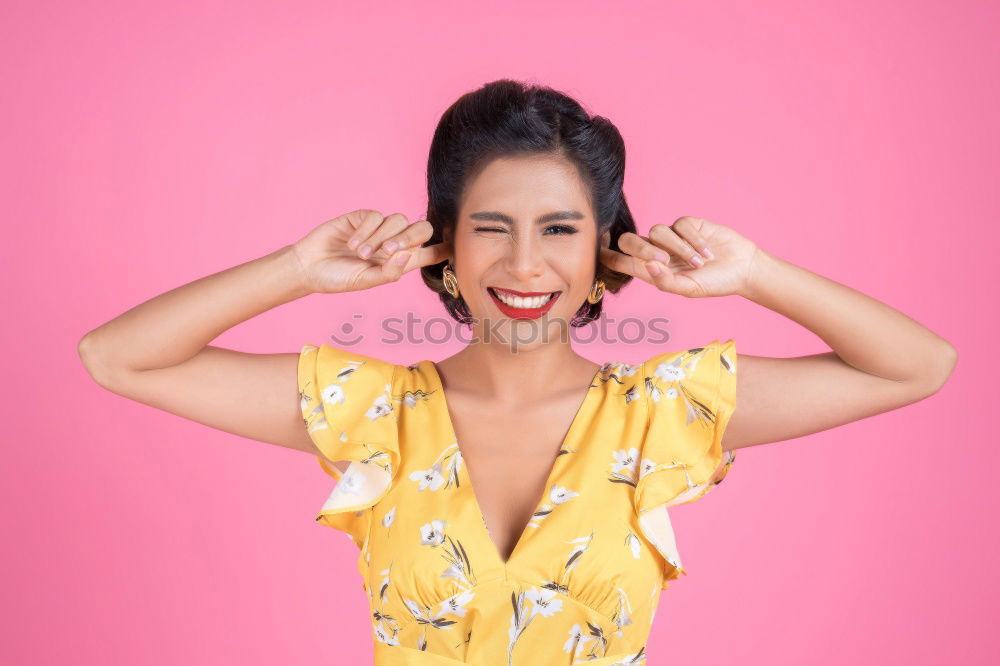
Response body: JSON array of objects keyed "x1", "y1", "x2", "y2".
[
  {"x1": 646, "y1": 261, "x2": 662, "y2": 276},
  {"x1": 359, "y1": 244, "x2": 371, "y2": 259},
  {"x1": 348, "y1": 238, "x2": 360, "y2": 250},
  {"x1": 393, "y1": 251, "x2": 411, "y2": 266},
  {"x1": 654, "y1": 251, "x2": 669, "y2": 263},
  {"x1": 701, "y1": 247, "x2": 714, "y2": 260},
  {"x1": 689, "y1": 254, "x2": 704, "y2": 268},
  {"x1": 384, "y1": 240, "x2": 399, "y2": 253}
]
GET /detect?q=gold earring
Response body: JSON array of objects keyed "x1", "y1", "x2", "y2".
[
  {"x1": 586, "y1": 279, "x2": 606, "y2": 304},
  {"x1": 442, "y1": 264, "x2": 460, "y2": 298}
]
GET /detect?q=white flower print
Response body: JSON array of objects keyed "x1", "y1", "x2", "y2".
[
  {"x1": 538, "y1": 534, "x2": 592, "y2": 597},
  {"x1": 653, "y1": 359, "x2": 686, "y2": 382},
  {"x1": 609, "y1": 649, "x2": 648, "y2": 665},
  {"x1": 507, "y1": 590, "x2": 536, "y2": 665},
  {"x1": 645, "y1": 379, "x2": 661, "y2": 403},
  {"x1": 441, "y1": 563, "x2": 464, "y2": 580},
  {"x1": 400, "y1": 387, "x2": 433, "y2": 408},
  {"x1": 571, "y1": 620, "x2": 611, "y2": 661},
  {"x1": 365, "y1": 385, "x2": 394, "y2": 421},
  {"x1": 527, "y1": 503, "x2": 554, "y2": 529},
  {"x1": 403, "y1": 593, "x2": 470, "y2": 651},
  {"x1": 525, "y1": 586, "x2": 563, "y2": 618},
  {"x1": 438, "y1": 533, "x2": 477, "y2": 588},
  {"x1": 408, "y1": 442, "x2": 462, "y2": 491},
  {"x1": 626, "y1": 532, "x2": 641, "y2": 559},
  {"x1": 618, "y1": 362, "x2": 641, "y2": 377},
  {"x1": 409, "y1": 462, "x2": 446, "y2": 491},
  {"x1": 304, "y1": 408, "x2": 329, "y2": 435},
  {"x1": 403, "y1": 597, "x2": 456, "y2": 629},
  {"x1": 563, "y1": 623, "x2": 595, "y2": 656},
  {"x1": 320, "y1": 382, "x2": 346, "y2": 405},
  {"x1": 611, "y1": 587, "x2": 634, "y2": 637},
  {"x1": 420, "y1": 519, "x2": 447, "y2": 546},
  {"x1": 638, "y1": 458, "x2": 658, "y2": 479},
  {"x1": 335, "y1": 465, "x2": 365, "y2": 496},
  {"x1": 377, "y1": 565, "x2": 391, "y2": 604},
  {"x1": 438, "y1": 590, "x2": 475, "y2": 618},
  {"x1": 549, "y1": 485, "x2": 579, "y2": 504},
  {"x1": 611, "y1": 448, "x2": 640, "y2": 477},
  {"x1": 381, "y1": 506, "x2": 395, "y2": 529},
  {"x1": 609, "y1": 448, "x2": 642, "y2": 487},
  {"x1": 564, "y1": 532, "x2": 595, "y2": 575},
  {"x1": 373, "y1": 621, "x2": 400, "y2": 646},
  {"x1": 507, "y1": 585, "x2": 564, "y2": 665}
]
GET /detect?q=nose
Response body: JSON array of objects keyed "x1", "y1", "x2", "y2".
[{"x1": 503, "y1": 233, "x2": 546, "y2": 282}]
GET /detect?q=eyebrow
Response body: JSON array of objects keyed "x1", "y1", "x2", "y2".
[{"x1": 468, "y1": 210, "x2": 585, "y2": 225}]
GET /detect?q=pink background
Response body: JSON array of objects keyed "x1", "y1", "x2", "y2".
[{"x1": 4, "y1": 0, "x2": 997, "y2": 663}]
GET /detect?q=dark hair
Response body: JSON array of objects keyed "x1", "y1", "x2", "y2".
[{"x1": 419, "y1": 78, "x2": 637, "y2": 327}]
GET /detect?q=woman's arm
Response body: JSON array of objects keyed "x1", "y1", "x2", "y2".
[
  {"x1": 78, "y1": 210, "x2": 446, "y2": 455},
  {"x1": 723, "y1": 247, "x2": 956, "y2": 451},
  {"x1": 78, "y1": 244, "x2": 318, "y2": 453},
  {"x1": 600, "y1": 216, "x2": 957, "y2": 452}
]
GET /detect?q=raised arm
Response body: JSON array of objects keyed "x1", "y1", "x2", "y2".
[
  {"x1": 78, "y1": 210, "x2": 449, "y2": 458},
  {"x1": 599, "y1": 216, "x2": 957, "y2": 452}
]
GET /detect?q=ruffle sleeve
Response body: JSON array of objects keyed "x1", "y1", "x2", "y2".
[
  {"x1": 633, "y1": 338, "x2": 738, "y2": 582},
  {"x1": 297, "y1": 343, "x2": 401, "y2": 547}
]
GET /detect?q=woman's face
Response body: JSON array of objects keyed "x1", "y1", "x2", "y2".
[{"x1": 450, "y1": 153, "x2": 609, "y2": 348}]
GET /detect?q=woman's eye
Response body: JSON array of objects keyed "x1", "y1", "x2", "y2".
[
  {"x1": 473, "y1": 225, "x2": 577, "y2": 235},
  {"x1": 544, "y1": 225, "x2": 577, "y2": 235}
]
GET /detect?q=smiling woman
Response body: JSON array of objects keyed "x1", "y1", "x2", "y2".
[
  {"x1": 419, "y1": 82, "x2": 639, "y2": 332},
  {"x1": 79, "y1": 77, "x2": 956, "y2": 666}
]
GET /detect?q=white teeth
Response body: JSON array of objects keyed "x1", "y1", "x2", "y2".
[{"x1": 493, "y1": 289, "x2": 555, "y2": 309}]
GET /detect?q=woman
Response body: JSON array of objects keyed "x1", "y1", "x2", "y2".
[{"x1": 78, "y1": 80, "x2": 957, "y2": 665}]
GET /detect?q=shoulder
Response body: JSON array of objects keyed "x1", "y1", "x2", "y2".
[{"x1": 641, "y1": 339, "x2": 737, "y2": 380}]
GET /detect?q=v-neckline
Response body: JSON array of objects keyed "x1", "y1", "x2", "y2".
[{"x1": 423, "y1": 358, "x2": 606, "y2": 570}]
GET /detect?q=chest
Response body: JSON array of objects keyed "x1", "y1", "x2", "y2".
[{"x1": 445, "y1": 392, "x2": 586, "y2": 562}]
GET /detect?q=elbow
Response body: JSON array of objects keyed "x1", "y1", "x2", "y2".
[
  {"x1": 916, "y1": 342, "x2": 958, "y2": 396},
  {"x1": 78, "y1": 332, "x2": 119, "y2": 389}
]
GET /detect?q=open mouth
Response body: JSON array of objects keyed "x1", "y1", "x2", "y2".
[{"x1": 487, "y1": 287, "x2": 561, "y2": 309}]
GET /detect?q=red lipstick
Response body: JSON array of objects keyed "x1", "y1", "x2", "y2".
[{"x1": 487, "y1": 287, "x2": 561, "y2": 320}]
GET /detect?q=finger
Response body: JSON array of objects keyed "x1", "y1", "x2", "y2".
[
  {"x1": 642, "y1": 259, "x2": 677, "y2": 292},
  {"x1": 600, "y1": 247, "x2": 677, "y2": 292},
  {"x1": 379, "y1": 248, "x2": 412, "y2": 281},
  {"x1": 648, "y1": 223, "x2": 705, "y2": 269},
  {"x1": 372, "y1": 219, "x2": 435, "y2": 260},
  {"x1": 616, "y1": 232, "x2": 671, "y2": 264},
  {"x1": 407, "y1": 241, "x2": 453, "y2": 270},
  {"x1": 671, "y1": 216, "x2": 713, "y2": 261},
  {"x1": 345, "y1": 210, "x2": 386, "y2": 254},
  {"x1": 599, "y1": 246, "x2": 647, "y2": 279},
  {"x1": 358, "y1": 213, "x2": 410, "y2": 260}
]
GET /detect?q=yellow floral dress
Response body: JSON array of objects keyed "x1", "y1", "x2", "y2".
[{"x1": 297, "y1": 339, "x2": 738, "y2": 665}]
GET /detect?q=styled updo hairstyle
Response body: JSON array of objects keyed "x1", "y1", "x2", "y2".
[{"x1": 419, "y1": 78, "x2": 637, "y2": 327}]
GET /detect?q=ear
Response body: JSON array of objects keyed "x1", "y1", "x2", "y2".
[{"x1": 600, "y1": 230, "x2": 611, "y2": 250}]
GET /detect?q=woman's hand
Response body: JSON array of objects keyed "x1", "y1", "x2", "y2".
[
  {"x1": 292, "y1": 209, "x2": 453, "y2": 294},
  {"x1": 600, "y1": 216, "x2": 760, "y2": 298}
]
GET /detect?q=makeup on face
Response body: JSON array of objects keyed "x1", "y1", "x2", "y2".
[{"x1": 487, "y1": 286, "x2": 562, "y2": 320}]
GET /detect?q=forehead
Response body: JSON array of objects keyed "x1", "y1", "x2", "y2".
[{"x1": 460, "y1": 154, "x2": 592, "y2": 217}]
